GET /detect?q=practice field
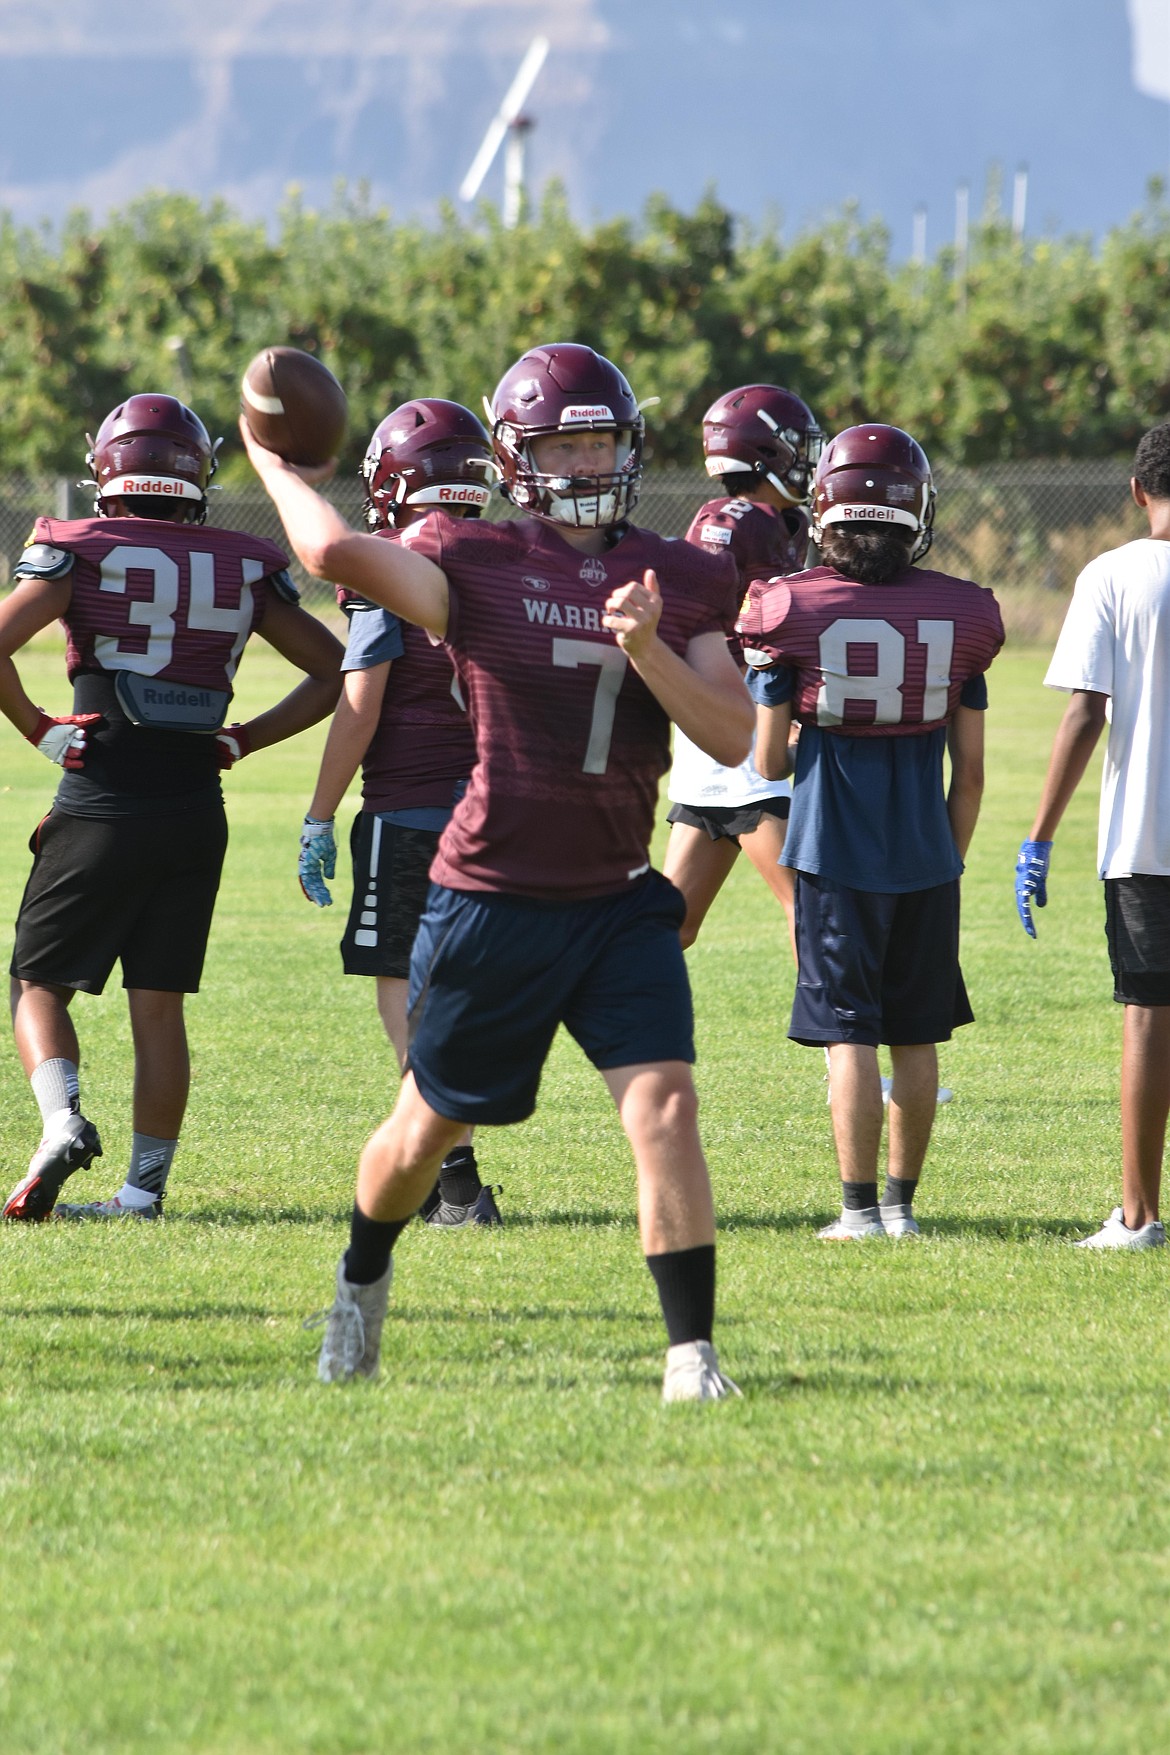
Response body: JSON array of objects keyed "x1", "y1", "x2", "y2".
[{"x1": 2, "y1": 640, "x2": 1168, "y2": 1755}]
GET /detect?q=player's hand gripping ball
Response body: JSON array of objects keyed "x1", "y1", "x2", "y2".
[{"x1": 240, "y1": 347, "x2": 347, "y2": 466}]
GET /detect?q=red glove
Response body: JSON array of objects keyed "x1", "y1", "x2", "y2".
[
  {"x1": 26, "y1": 711, "x2": 102, "y2": 771},
  {"x1": 215, "y1": 723, "x2": 253, "y2": 770}
]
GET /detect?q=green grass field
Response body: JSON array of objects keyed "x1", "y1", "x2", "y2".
[{"x1": 2, "y1": 638, "x2": 1168, "y2": 1755}]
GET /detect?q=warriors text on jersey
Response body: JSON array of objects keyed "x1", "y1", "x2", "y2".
[
  {"x1": 21, "y1": 515, "x2": 291, "y2": 814},
  {"x1": 400, "y1": 514, "x2": 739, "y2": 899}
]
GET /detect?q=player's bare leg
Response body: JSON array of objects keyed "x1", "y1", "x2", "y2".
[
  {"x1": 357, "y1": 1073, "x2": 466, "y2": 1221},
  {"x1": 662, "y1": 824, "x2": 739, "y2": 950},
  {"x1": 738, "y1": 815, "x2": 796, "y2": 962},
  {"x1": 603, "y1": 1060, "x2": 716, "y2": 1252},
  {"x1": 818, "y1": 1042, "x2": 887, "y2": 1239},
  {"x1": 127, "y1": 989, "x2": 190, "y2": 1138},
  {"x1": 11, "y1": 976, "x2": 79, "y2": 1074},
  {"x1": 1119, "y1": 1003, "x2": 1170, "y2": 1228},
  {"x1": 5, "y1": 977, "x2": 101, "y2": 1221},
  {"x1": 885, "y1": 1044, "x2": 938, "y2": 1179},
  {"x1": 372, "y1": 976, "x2": 481, "y2": 1222},
  {"x1": 603, "y1": 1061, "x2": 737, "y2": 1401}
]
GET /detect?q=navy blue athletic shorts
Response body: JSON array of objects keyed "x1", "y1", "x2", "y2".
[
  {"x1": 789, "y1": 871, "x2": 973, "y2": 1047},
  {"x1": 405, "y1": 871, "x2": 694, "y2": 1124}
]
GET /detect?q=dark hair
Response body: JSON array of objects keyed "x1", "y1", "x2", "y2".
[
  {"x1": 1133, "y1": 423, "x2": 1170, "y2": 501},
  {"x1": 818, "y1": 524, "x2": 915, "y2": 585},
  {"x1": 717, "y1": 470, "x2": 756, "y2": 499},
  {"x1": 104, "y1": 494, "x2": 201, "y2": 524}
]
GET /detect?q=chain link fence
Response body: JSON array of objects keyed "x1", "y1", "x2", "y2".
[{"x1": 0, "y1": 461, "x2": 1138, "y2": 643}]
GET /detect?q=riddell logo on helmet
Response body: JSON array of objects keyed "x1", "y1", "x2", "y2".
[
  {"x1": 841, "y1": 504, "x2": 897, "y2": 522},
  {"x1": 561, "y1": 405, "x2": 614, "y2": 423},
  {"x1": 436, "y1": 485, "x2": 485, "y2": 503},
  {"x1": 118, "y1": 477, "x2": 186, "y2": 496}
]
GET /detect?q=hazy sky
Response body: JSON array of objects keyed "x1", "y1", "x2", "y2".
[{"x1": 0, "y1": 0, "x2": 1166, "y2": 253}]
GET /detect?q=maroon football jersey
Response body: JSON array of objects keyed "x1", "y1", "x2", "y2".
[
  {"x1": 33, "y1": 516, "x2": 290, "y2": 688},
  {"x1": 399, "y1": 514, "x2": 739, "y2": 899},
  {"x1": 737, "y1": 564, "x2": 1004, "y2": 736},
  {"x1": 685, "y1": 497, "x2": 810, "y2": 582},
  {"x1": 358, "y1": 528, "x2": 476, "y2": 812}
]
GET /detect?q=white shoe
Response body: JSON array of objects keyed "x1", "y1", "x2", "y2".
[
  {"x1": 880, "y1": 1077, "x2": 953, "y2": 1106},
  {"x1": 4, "y1": 1110, "x2": 103, "y2": 1221},
  {"x1": 881, "y1": 1203, "x2": 920, "y2": 1237},
  {"x1": 1074, "y1": 1207, "x2": 1165, "y2": 1251},
  {"x1": 305, "y1": 1256, "x2": 393, "y2": 1381},
  {"x1": 662, "y1": 1339, "x2": 741, "y2": 1403},
  {"x1": 818, "y1": 1206, "x2": 887, "y2": 1240}
]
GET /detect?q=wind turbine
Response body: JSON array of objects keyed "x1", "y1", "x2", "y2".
[{"x1": 459, "y1": 36, "x2": 549, "y2": 228}]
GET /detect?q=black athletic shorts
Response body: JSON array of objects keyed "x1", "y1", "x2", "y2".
[
  {"x1": 789, "y1": 871, "x2": 973, "y2": 1047},
  {"x1": 665, "y1": 796, "x2": 790, "y2": 842},
  {"x1": 11, "y1": 803, "x2": 228, "y2": 994},
  {"x1": 1104, "y1": 876, "x2": 1170, "y2": 1004},
  {"x1": 340, "y1": 811, "x2": 440, "y2": 979}
]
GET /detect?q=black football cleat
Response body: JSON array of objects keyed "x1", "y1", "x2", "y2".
[
  {"x1": 4, "y1": 1112, "x2": 103, "y2": 1222},
  {"x1": 425, "y1": 1184, "x2": 503, "y2": 1229}
]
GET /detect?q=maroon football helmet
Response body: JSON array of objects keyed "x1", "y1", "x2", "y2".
[
  {"x1": 488, "y1": 342, "x2": 644, "y2": 528},
  {"x1": 811, "y1": 424, "x2": 936, "y2": 560},
  {"x1": 87, "y1": 394, "x2": 217, "y2": 522},
  {"x1": 361, "y1": 399, "x2": 495, "y2": 531},
  {"x1": 701, "y1": 385, "x2": 822, "y2": 506}
]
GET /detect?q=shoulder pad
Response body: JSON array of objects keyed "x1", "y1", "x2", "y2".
[
  {"x1": 13, "y1": 543, "x2": 73, "y2": 582},
  {"x1": 268, "y1": 567, "x2": 301, "y2": 605}
]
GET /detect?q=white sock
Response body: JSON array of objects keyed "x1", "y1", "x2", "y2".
[{"x1": 113, "y1": 1182, "x2": 160, "y2": 1210}]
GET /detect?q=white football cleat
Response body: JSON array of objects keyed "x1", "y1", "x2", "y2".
[
  {"x1": 4, "y1": 1110, "x2": 102, "y2": 1221},
  {"x1": 306, "y1": 1256, "x2": 393, "y2": 1382},
  {"x1": 818, "y1": 1206, "x2": 887, "y2": 1241},
  {"x1": 1074, "y1": 1208, "x2": 1165, "y2": 1251},
  {"x1": 880, "y1": 1203, "x2": 920, "y2": 1238},
  {"x1": 662, "y1": 1339, "x2": 741, "y2": 1403}
]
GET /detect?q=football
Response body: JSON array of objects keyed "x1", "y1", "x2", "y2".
[{"x1": 240, "y1": 346, "x2": 348, "y2": 466}]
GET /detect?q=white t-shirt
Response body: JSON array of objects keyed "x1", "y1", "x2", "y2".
[
  {"x1": 667, "y1": 727, "x2": 791, "y2": 809},
  {"x1": 1045, "y1": 537, "x2": 1170, "y2": 878}
]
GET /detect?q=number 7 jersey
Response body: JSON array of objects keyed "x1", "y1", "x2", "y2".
[{"x1": 400, "y1": 513, "x2": 740, "y2": 900}]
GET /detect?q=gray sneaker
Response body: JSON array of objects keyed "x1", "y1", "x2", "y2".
[
  {"x1": 305, "y1": 1256, "x2": 393, "y2": 1382},
  {"x1": 881, "y1": 1203, "x2": 920, "y2": 1238},
  {"x1": 4, "y1": 1111, "x2": 103, "y2": 1221},
  {"x1": 818, "y1": 1205, "x2": 887, "y2": 1241},
  {"x1": 425, "y1": 1184, "x2": 503, "y2": 1228},
  {"x1": 662, "y1": 1340, "x2": 742, "y2": 1403},
  {"x1": 55, "y1": 1192, "x2": 163, "y2": 1221},
  {"x1": 1074, "y1": 1207, "x2": 1166, "y2": 1251}
]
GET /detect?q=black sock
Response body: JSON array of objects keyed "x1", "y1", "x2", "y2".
[
  {"x1": 645, "y1": 1244, "x2": 716, "y2": 1347},
  {"x1": 842, "y1": 1181, "x2": 879, "y2": 1212},
  {"x1": 343, "y1": 1203, "x2": 409, "y2": 1286},
  {"x1": 438, "y1": 1146, "x2": 482, "y2": 1207},
  {"x1": 882, "y1": 1176, "x2": 918, "y2": 1208}
]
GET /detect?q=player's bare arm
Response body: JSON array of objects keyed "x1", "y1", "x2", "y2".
[
  {"x1": 307, "y1": 662, "x2": 391, "y2": 821},
  {"x1": 603, "y1": 569, "x2": 753, "y2": 769},
  {"x1": 0, "y1": 575, "x2": 99, "y2": 761},
  {"x1": 752, "y1": 695, "x2": 794, "y2": 782},
  {"x1": 1027, "y1": 689, "x2": 1108, "y2": 842},
  {"x1": 945, "y1": 704, "x2": 986, "y2": 859},
  {"x1": 239, "y1": 596, "x2": 344, "y2": 753},
  {"x1": 239, "y1": 418, "x2": 450, "y2": 637}
]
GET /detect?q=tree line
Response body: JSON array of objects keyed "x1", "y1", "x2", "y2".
[{"x1": 1, "y1": 179, "x2": 1167, "y2": 480}]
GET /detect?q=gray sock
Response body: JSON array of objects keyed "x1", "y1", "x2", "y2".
[
  {"x1": 31, "y1": 1058, "x2": 80, "y2": 1127},
  {"x1": 127, "y1": 1134, "x2": 178, "y2": 1197}
]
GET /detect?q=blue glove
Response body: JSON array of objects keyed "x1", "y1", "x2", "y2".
[
  {"x1": 1015, "y1": 839, "x2": 1053, "y2": 938},
  {"x1": 299, "y1": 815, "x2": 337, "y2": 907}
]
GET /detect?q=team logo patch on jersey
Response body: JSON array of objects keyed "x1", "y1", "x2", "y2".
[
  {"x1": 700, "y1": 524, "x2": 734, "y2": 546},
  {"x1": 578, "y1": 558, "x2": 608, "y2": 585},
  {"x1": 521, "y1": 575, "x2": 550, "y2": 591}
]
